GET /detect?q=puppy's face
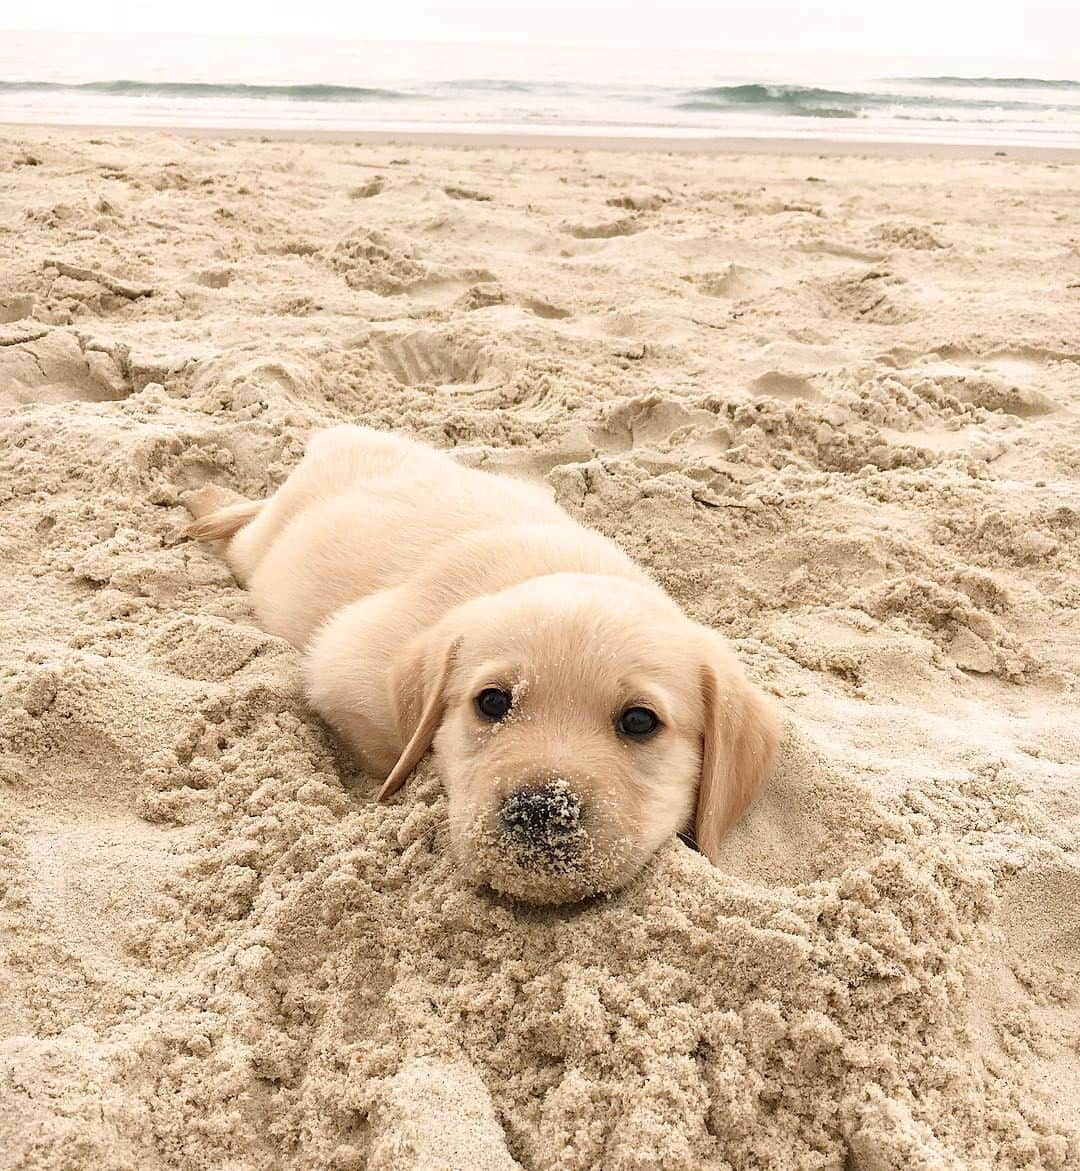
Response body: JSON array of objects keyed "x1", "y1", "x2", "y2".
[{"x1": 388, "y1": 574, "x2": 778, "y2": 904}]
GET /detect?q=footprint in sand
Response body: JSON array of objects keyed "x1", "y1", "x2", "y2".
[
  {"x1": 444, "y1": 185, "x2": 493, "y2": 202},
  {"x1": 44, "y1": 259, "x2": 152, "y2": 302},
  {"x1": 520, "y1": 296, "x2": 571, "y2": 320},
  {"x1": 371, "y1": 329, "x2": 497, "y2": 389},
  {"x1": 605, "y1": 189, "x2": 669, "y2": 211},
  {"x1": 683, "y1": 263, "x2": 771, "y2": 299},
  {"x1": 563, "y1": 215, "x2": 642, "y2": 240},
  {"x1": 456, "y1": 283, "x2": 507, "y2": 311},
  {"x1": 0, "y1": 327, "x2": 130, "y2": 406},
  {"x1": 590, "y1": 394, "x2": 723, "y2": 455},
  {"x1": 926, "y1": 361, "x2": 1057, "y2": 417},
  {"x1": 824, "y1": 267, "x2": 916, "y2": 324},
  {"x1": 749, "y1": 371, "x2": 818, "y2": 400},
  {"x1": 349, "y1": 178, "x2": 385, "y2": 199},
  {"x1": 970, "y1": 345, "x2": 1080, "y2": 378},
  {"x1": 902, "y1": 346, "x2": 1079, "y2": 416}
]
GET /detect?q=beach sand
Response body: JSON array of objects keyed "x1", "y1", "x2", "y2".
[{"x1": 1, "y1": 125, "x2": 1078, "y2": 1170}]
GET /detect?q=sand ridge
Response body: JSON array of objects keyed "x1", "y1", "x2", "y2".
[{"x1": 0, "y1": 127, "x2": 1078, "y2": 1169}]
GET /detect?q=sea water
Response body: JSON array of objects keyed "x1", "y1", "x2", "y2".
[{"x1": 2, "y1": 28, "x2": 1078, "y2": 147}]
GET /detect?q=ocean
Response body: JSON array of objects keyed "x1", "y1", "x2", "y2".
[{"x1": 2, "y1": 29, "x2": 1079, "y2": 148}]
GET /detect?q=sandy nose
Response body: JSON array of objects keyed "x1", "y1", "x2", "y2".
[{"x1": 498, "y1": 780, "x2": 583, "y2": 852}]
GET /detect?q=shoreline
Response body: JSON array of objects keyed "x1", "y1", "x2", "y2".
[{"x1": 4, "y1": 121, "x2": 1080, "y2": 162}]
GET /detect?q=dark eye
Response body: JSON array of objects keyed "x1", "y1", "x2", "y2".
[
  {"x1": 475, "y1": 688, "x2": 513, "y2": 722},
  {"x1": 617, "y1": 706, "x2": 660, "y2": 739}
]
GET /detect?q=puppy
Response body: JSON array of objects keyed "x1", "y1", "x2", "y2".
[{"x1": 184, "y1": 425, "x2": 778, "y2": 903}]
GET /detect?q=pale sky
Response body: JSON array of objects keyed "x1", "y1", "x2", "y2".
[{"x1": 4, "y1": 1, "x2": 1077, "y2": 68}]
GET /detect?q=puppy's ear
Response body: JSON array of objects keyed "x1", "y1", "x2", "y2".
[
  {"x1": 693, "y1": 646, "x2": 779, "y2": 863},
  {"x1": 378, "y1": 631, "x2": 462, "y2": 801}
]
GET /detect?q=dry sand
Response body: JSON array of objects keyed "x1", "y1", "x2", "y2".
[{"x1": 0, "y1": 125, "x2": 1078, "y2": 1170}]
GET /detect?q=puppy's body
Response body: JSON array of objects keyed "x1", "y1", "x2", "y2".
[
  {"x1": 226, "y1": 427, "x2": 648, "y2": 646},
  {"x1": 186, "y1": 425, "x2": 777, "y2": 903}
]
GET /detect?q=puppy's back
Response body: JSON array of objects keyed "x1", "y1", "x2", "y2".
[
  {"x1": 188, "y1": 424, "x2": 643, "y2": 650},
  {"x1": 244, "y1": 447, "x2": 582, "y2": 647}
]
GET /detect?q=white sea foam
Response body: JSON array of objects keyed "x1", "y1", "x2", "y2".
[{"x1": 2, "y1": 29, "x2": 1078, "y2": 146}]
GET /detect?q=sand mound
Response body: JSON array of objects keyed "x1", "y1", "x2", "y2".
[{"x1": 1, "y1": 127, "x2": 1077, "y2": 1170}]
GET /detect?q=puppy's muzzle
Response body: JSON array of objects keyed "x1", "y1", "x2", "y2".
[{"x1": 497, "y1": 780, "x2": 587, "y2": 870}]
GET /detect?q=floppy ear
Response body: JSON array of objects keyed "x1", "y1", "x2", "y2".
[
  {"x1": 377, "y1": 631, "x2": 462, "y2": 801},
  {"x1": 694, "y1": 655, "x2": 779, "y2": 863}
]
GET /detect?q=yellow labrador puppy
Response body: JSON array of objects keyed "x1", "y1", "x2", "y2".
[{"x1": 184, "y1": 425, "x2": 778, "y2": 903}]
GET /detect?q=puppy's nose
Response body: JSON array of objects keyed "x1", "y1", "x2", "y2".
[{"x1": 498, "y1": 781, "x2": 583, "y2": 856}]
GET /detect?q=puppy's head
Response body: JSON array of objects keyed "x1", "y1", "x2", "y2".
[{"x1": 383, "y1": 573, "x2": 778, "y2": 904}]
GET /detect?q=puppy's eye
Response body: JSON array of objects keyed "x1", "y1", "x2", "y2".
[
  {"x1": 475, "y1": 688, "x2": 513, "y2": 722},
  {"x1": 617, "y1": 706, "x2": 660, "y2": 739}
]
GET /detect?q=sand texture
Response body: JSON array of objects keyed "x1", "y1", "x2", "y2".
[{"x1": 1, "y1": 126, "x2": 1078, "y2": 1170}]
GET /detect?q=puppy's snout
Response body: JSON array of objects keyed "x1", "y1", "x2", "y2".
[{"x1": 498, "y1": 780, "x2": 584, "y2": 859}]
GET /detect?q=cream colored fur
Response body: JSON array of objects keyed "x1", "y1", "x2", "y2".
[{"x1": 184, "y1": 425, "x2": 778, "y2": 903}]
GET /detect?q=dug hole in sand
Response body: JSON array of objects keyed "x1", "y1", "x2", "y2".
[{"x1": 1, "y1": 128, "x2": 1078, "y2": 1170}]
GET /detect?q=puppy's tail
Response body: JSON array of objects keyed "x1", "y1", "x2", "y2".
[
  {"x1": 181, "y1": 486, "x2": 262, "y2": 541},
  {"x1": 184, "y1": 501, "x2": 261, "y2": 541}
]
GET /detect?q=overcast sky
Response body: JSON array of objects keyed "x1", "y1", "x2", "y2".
[{"x1": 4, "y1": 2, "x2": 1077, "y2": 74}]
